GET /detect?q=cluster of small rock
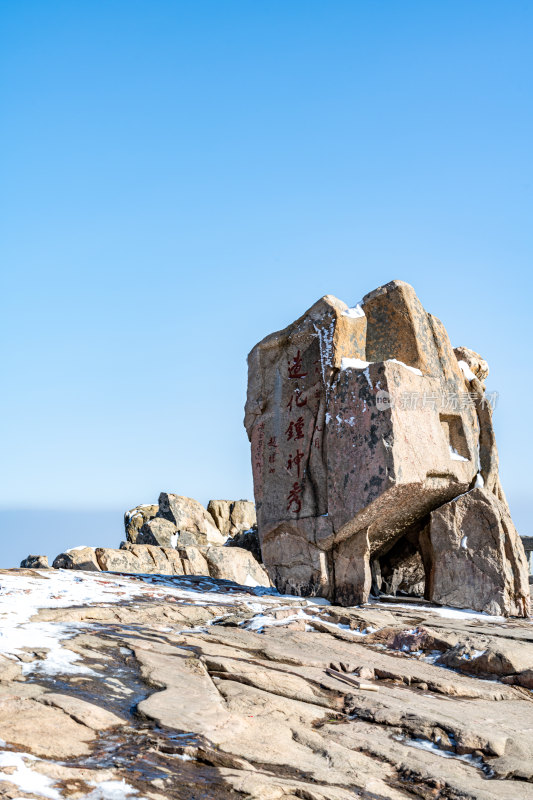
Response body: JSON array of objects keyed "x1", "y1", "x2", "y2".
[{"x1": 21, "y1": 494, "x2": 271, "y2": 587}]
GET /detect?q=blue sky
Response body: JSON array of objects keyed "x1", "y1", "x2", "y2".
[{"x1": 1, "y1": 1, "x2": 532, "y2": 567}]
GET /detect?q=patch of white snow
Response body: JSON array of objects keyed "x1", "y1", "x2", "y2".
[
  {"x1": 386, "y1": 359, "x2": 423, "y2": 376},
  {"x1": 449, "y1": 446, "x2": 469, "y2": 462},
  {"x1": 341, "y1": 304, "x2": 365, "y2": 319},
  {"x1": 0, "y1": 751, "x2": 60, "y2": 800},
  {"x1": 458, "y1": 360, "x2": 477, "y2": 381},
  {"x1": 340, "y1": 357, "x2": 371, "y2": 371}
]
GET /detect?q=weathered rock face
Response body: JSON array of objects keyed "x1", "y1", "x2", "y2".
[
  {"x1": 207, "y1": 499, "x2": 257, "y2": 537},
  {"x1": 53, "y1": 541, "x2": 271, "y2": 587},
  {"x1": 124, "y1": 504, "x2": 159, "y2": 543},
  {"x1": 245, "y1": 280, "x2": 529, "y2": 616},
  {"x1": 425, "y1": 488, "x2": 530, "y2": 617},
  {"x1": 205, "y1": 546, "x2": 269, "y2": 587},
  {"x1": 20, "y1": 555, "x2": 50, "y2": 569},
  {"x1": 136, "y1": 517, "x2": 179, "y2": 548},
  {"x1": 97, "y1": 543, "x2": 184, "y2": 575},
  {"x1": 158, "y1": 493, "x2": 225, "y2": 545},
  {"x1": 53, "y1": 547, "x2": 101, "y2": 571}
]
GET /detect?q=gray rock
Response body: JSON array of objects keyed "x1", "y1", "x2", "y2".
[
  {"x1": 20, "y1": 555, "x2": 50, "y2": 569},
  {"x1": 245, "y1": 280, "x2": 529, "y2": 615},
  {"x1": 425, "y1": 487, "x2": 530, "y2": 616}
]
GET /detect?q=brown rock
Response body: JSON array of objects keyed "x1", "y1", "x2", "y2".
[
  {"x1": 426, "y1": 488, "x2": 530, "y2": 616},
  {"x1": 207, "y1": 499, "x2": 257, "y2": 537},
  {"x1": 205, "y1": 546, "x2": 271, "y2": 587},
  {"x1": 245, "y1": 280, "x2": 529, "y2": 615},
  {"x1": 137, "y1": 517, "x2": 179, "y2": 547},
  {"x1": 41, "y1": 692, "x2": 127, "y2": 730},
  {"x1": 177, "y1": 544, "x2": 210, "y2": 576},
  {"x1": 53, "y1": 547, "x2": 101, "y2": 571},
  {"x1": 454, "y1": 346, "x2": 490, "y2": 384},
  {"x1": 0, "y1": 696, "x2": 94, "y2": 758},
  {"x1": 225, "y1": 527, "x2": 262, "y2": 563},
  {"x1": 158, "y1": 493, "x2": 225, "y2": 545},
  {"x1": 96, "y1": 544, "x2": 184, "y2": 575},
  {"x1": 124, "y1": 503, "x2": 159, "y2": 542}
]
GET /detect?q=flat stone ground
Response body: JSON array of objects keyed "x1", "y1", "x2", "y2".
[{"x1": 0, "y1": 569, "x2": 532, "y2": 800}]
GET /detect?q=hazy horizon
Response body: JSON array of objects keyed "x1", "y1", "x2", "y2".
[{"x1": 2, "y1": 491, "x2": 532, "y2": 570}]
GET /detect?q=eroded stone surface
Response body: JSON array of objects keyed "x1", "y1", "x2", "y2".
[
  {"x1": 0, "y1": 569, "x2": 532, "y2": 799},
  {"x1": 207, "y1": 500, "x2": 257, "y2": 538},
  {"x1": 52, "y1": 547, "x2": 101, "y2": 571},
  {"x1": 245, "y1": 280, "x2": 529, "y2": 615},
  {"x1": 158, "y1": 493, "x2": 225, "y2": 545}
]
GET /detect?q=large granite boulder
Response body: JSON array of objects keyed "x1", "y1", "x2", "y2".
[
  {"x1": 424, "y1": 488, "x2": 530, "y2": 617},
  {"x1": 207, "y1": 499, "x2": 257, "y2": 537},
  {"x1": 124, "y1": 504, "x2": 159, "y2": 543},
  {"x1": 205, "y1": 546, "x2": 270, "y2": 587},
  {"x1": 53, "y1": 547, "x2": 101, "y2": 571},
  {"x1": 158, "y1": 493, "x2": 225, "y2": 545},
  {"x1": 245, "y1": 279, "x2": 529, "y2": 615}
]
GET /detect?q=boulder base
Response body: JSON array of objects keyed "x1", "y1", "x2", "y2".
[{"x1": 426, "y1": 488, "x2": 530, "y2": 616}]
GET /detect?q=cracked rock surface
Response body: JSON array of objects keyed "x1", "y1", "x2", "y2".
[{"x1": 0, "y1": 568, "x2": 531, "y2": 800}]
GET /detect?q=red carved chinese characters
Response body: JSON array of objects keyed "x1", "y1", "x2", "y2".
[
  {"x1": 286, "y1": 388, "x2": 307, "y2": 412},
  {"x1": 286, "y1": 481, "x2": 302, "y2": 513},
  {"x1": 287, "y1": 449, "x2": 304, "y2": 478},
  {"x1": 288, "y1": 350, "x2": 307, "y2": 379},
  {"x1": 267, "y1": 435, "x2": 278, "y2": 474},
  {"x1": 285, "y1": 416, "x2": 305, "y2": 442}
]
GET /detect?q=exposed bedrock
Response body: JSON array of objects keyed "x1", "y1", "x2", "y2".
[{"x1": 244, "y1": 279, "x2": 529, "y2": 616}]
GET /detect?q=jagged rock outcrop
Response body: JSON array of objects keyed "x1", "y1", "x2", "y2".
[
  {"x1": 124, "y1": 503, "x2": 159, "y2": 542},
  {"x1": 158, "y1": 493, "x2": 225, "y2": 544},
  {"x1": 207, "y1": 499, "x2": 257, "y2": 537},
  {"x1": 126, "y1": 494, "x2": 257, "y2": 548},
  {"x1": 245, "y1": 279, "x2": 529, "y2": 616}
]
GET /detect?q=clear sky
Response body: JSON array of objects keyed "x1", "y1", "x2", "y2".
[{"x1": 1, "y1": 1, "x2": 531, "y2": 567}]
